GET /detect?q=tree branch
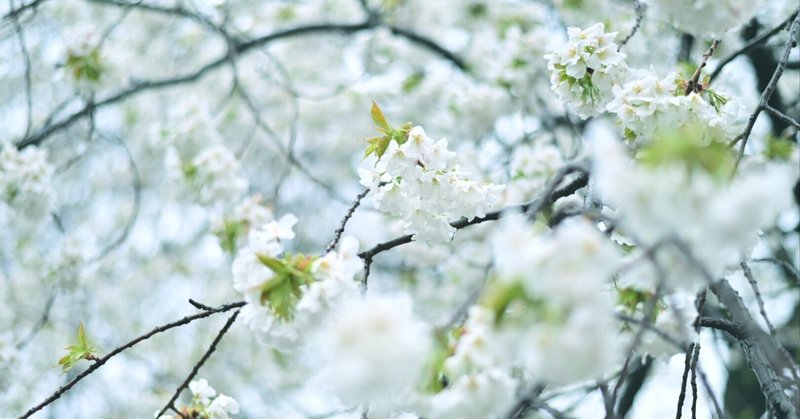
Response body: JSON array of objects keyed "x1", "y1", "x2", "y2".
[
  {"x1": 16, "y1": 18, "x2": 465, "y2": 149},
  {"x1": 155, "y1": 309, "x2": 241, "y2": 418},
  {"x1": 730, "y1": 9, "x2": 800, "y2": 176},
  {"x1": 19, "y1": 300, "x2": 245, "y2": 419},
  {"x1": 710, "y1": 10, "x2": 800, "y2": 83}
]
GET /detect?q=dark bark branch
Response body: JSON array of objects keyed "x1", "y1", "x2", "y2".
[
  {"x1": 710, "y1": 279, "x2": 797, "y2": 418},
  {"x1": 618, "y1": 0, "x2": 644, "y2": 49},
  {"x1": 357, "y1": 165, "x2": 588, "y2": 261},
  {"x1": 154, "y1": 309, "x2": 241, "y2": 418},
  {"x1": 324, "y1": 187, "x2": 370, "y2": 255},
  {"x1": 19, "y1": 300, "x2": 245, "y2": 419}
]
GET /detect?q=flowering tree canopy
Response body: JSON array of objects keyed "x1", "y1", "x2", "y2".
[{"x1": 1, "y1": 0, "x2": 799, "y2": 418}]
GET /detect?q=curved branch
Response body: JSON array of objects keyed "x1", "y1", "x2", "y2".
[
  {"x1": 86, "y1": 132, "x2": 142, "y2": 264},
  {"x1": 386, "y1": 24, "x2": 467, "y2": 70},
  {"x1": 710, "y1": 9, "x2": 800, "y2": 83},
  {"x1": 17, "y1": 17, "x2": 465, "y2": 149},
  {"x1": 19, "y1": 300, "x2": 245, "y2": 419},
  {"x1": 358, "y1": 165, "x2": 588, "y2": 261}
]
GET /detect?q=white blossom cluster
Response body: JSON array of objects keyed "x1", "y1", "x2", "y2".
[
  {"x1": 645, "y1": 0, "x2": 764, "y2": 38},
  {"x1": 0, "y1": 143, "x2": 55, "y2": 221},
  {"x1": 166, "y1": 145, "x2": 248, "y2": 208},
  {"x1": 505, "y1": 141, "x2": 565, "y2": 204},
  {"x1": 544, "y1": 23, "x2": 627, "y2": 118},
  {"x1": 489, "y1": 214, "x2": 625, "y2": 384},
  {"x1": 231, "y1": 213, "x2": 302, "y2": 349},
  {"x1": 607, "y1": 70, "x2": 745, "y2": 142},
  {"x1": 156, "y1": 378, "x2": 239, "y2": 419},
  {"x1": 426, "y1": 307, "x2": 516, "y2": 419},
  {"x1": 358, "y1": 126, "x2": 504, "y2": 243},
  {"x1": 211, "y1": 195, "x2": 274, "y2": 252},
  {"x1": 231, "y1": 213, "x2": 363, "y2": 350},
  {"x1": 312, "y1": 294, "x2": 431, "y2": 415},
  {"x1": 594, "y1": 136, "x2": 797, "y2": 291}
]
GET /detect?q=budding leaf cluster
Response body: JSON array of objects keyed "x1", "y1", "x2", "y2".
[
  {"x1": 57, "y1": 323, "x2": 99, "y2": 374},
  {"x1": 364, "y1": 102, "x2": 412, "y2": 160}
]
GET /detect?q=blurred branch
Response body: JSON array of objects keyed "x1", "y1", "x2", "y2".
[
  {"x1": 85, "y1": 132, "x2": 142, "y2": 264},
  {"x1": 86, "y1": 0, "x2": 227, "y2": 36},
  {"x1": 10, "y1": 0, "x2": 33, "y2": 138},
  {"x1": 710, "y1": 9, "x2": 800, "y2": 83},
  {"x1": 730, "y1": 9, "x2": 800, "y2": 176},
  {"x1": 16, "y1": 18, "x2": 465, "y2": 150},
  {"x1": 764, "y1": 104, "x2": 800, "y2": 130},
  {"x1": 1, "y1": 0, "x2": 48, "y2": 21}
]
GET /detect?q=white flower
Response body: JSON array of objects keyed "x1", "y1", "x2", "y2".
[
  {"x1": 312, "y1": 236, "x2": 363, "y2": 283},
  {"x1": 592, "y1": 135, "x2": 796, "y2": 290},
  {"x1": 187, "y1": 145, "x2": 249, "y2": 206},
  {"x1": 545, "y1": 23, "x2": 627, "y2": 118},
  {"x1": 208, "y1": 394, "x2": 240, "y2": 418},
  {"x1": 0, "y1": 143, "x2": 55, "y2": 220},
  {"x1": 519, "y1": 299, "x2": 623, "y2": 384},
  {"x1": 607, "y1": 70, "x2": 744, "y2": 143},
  {"x1": 189, "y1": 378, "x2": 216, "y2": 404},
  {"x1": 427, "y1": 369, "x2": 517, "y2": 419},
  {"x1": 313, "y1": 294, "x2": 432, "y2": 410},
  {"x1": 231, "y1": 251, "x2": 274, "y2": 293},
  {"x1": 261, "y1": 213, "x2": 298, "y2": 242},
  {"x1": 360, "y1": 126, "x2": 504, "y2": 243},
  {"x1": 639, "y1": 291, "x2": 699, "y2": 357}
]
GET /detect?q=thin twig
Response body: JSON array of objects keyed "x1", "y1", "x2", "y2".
[
  {"x1": 10, "y1": 0, "x2": 33, "y2": 139},
  {"x1": 710, "y1": 9, "x2": 800, "y2": 82},
  {"x1": 19, "y1": 301, "x2": 245, "y2": 418},
  {"x1": 689, "y1": 343, "x2": 700, "y2": 419},
  {"x1": 324, "y1": 188, "x2": 370, "y2": 255},
  {"x1": 764, "y1": 104, "x2": 800, "y2": 130},
  {"x1": 675, "y1": 342, "x2": 695, "y2": 419},
  {"x1": 357, "y1": 165, "x2": 588, "y2": 261},
  {"x1": 619, "y1": 0, "x2": 644, "y2": 49},
  {"x1": 752, "y1": 257, "x2": 800, "y2": 286},
  {"x1": 684, "y1": 40, "x2": 720, "y2": 95},
  {"x1": 155, "y1": 310, "x2": 241, "y2": 418},
  {"x1": 731, "y1": 10, "x2": 800, "y2": 176},
  {"x1": 85, "y1": 132, "x2": 142, "y2": 264}
]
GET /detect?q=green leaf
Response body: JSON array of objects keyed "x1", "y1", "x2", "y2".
[
  {"x1": 58, "y1": 323, "x2": 99, "y2": 374},
  {"x1": 256, "y1": 254, "x2": 288, "y2": 275},
  {"x1": 371, "y1": 101, "x2": 391, "y2": 132},
  {"x1": 402, "y1": 72, "x2": 425, "y2": 93},
  {"x1": 638, "y1": 124, "x2": 733, "y2": 181},
  {"x1": 764, "y1": 136, "x2": 796, "y2": 160},
  {"x1": 623, "y1": 127, "x2": 637, "y2": 142},
  {"x1": 77, "y1": 323, "x2": 88, "y2": 347},
  {"x1": 480, "y1": 280, "x2": 526, "y2": 324}
]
